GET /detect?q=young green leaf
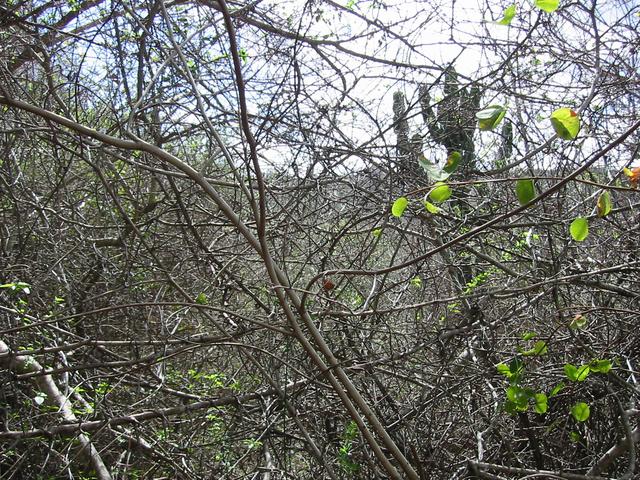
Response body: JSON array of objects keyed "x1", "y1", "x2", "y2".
[
  {"x1": 497, "y1": 363, "x2": 512, "y2": 378},
  {"x1": 565, "y1": 364, "x2": 590, "y2": 381},
  {"x1": 571, "y1": 402, "x2": 590, "y2": 422},
  {"x1": 515, "y1": 179, "x2": 536, "y2": 205},
  {"x1": 476, "y1": 105, "x2": 507, "y2": 131},
  {"x1": 549, "y1": 382, "x2": 565, "y2": 397},
  {"x1": 409, "y1": 276, "x2": 422, "y2": 287},
  {"x1": 596, "y1": 191, "x2": 612, "y2": 218},
  {"x1": 506, "y1": 385, "x2": 532, "y2": 411},
  {"x1": 497, "y1": 359, "x2": 524, "y2": 383},
  {"x1": 570, "y1": 217, "x2": 589, "y2": 242},
  {"x1": 535, "y1": 0, "x2": 559, "y2": 13},
  {"x1": 576, "y1": 365, "x2": 590, "y2": 381},
  {"x1": 521, "y1": 332, "x2": 537, "y2": 341},
  {"x1": 496, "y1": 4, "x2": 517, "y2": 25},
  {"x1": 551, "y1": 108, "x2": 580, "y2": 140},
  {"x1": 196, "y1": 293, "x2": 208, "y2": 305},
  {"x1": 570, "y1": 314, "x2": 587, "y2": 330},
  {"x1": 372, "y1": 228, "x2": 383, "y2": 237},
  {"x1": 532, "y1": 340, "x2": 548, "y2": 356},
  {"x1": 564, "y1": 364, "x2": 578, "y2": 381},
  {"x1": 534, "y1": 393, "x2": 548, "y2": 414},
  {"x1": 392, "y1": 197, "x2": 409, "y2": 217},
  {"x1": 424, "y1": 201, "x2": 441, "y2": 214},
  {"x1": 429, "y1": 182, "x2": 452, "y2": 203},
  {"x1": 589, "y1": 359, "x2": 612, "y2": 374},
  {"x1": 443, "y1": 151, "x2": 461, "y2": 173}
]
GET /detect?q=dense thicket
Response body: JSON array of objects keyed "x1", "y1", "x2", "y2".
[{"x1": 1, "y1": 1, "x2": 639, "y2": 479}]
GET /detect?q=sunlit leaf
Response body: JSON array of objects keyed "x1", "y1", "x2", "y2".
[
  {"x1": 476, "y1": 105, "x2": 507, "y2": 131},
  {"x1": 429, "y1": 182, "x2": 452, "y2": 203},
  {"x1": 596, "y1": 191, "x2": 612, "y2": 217},
  {"x1": 576, "y1": 365, "x2": 590, "y2": 381},
  {"x1": 534, "y1": 393, "x2": 548, "y2": 414},
  {"x1": 392, "y1": 197, "x2": 409, "y2": 217},
  {"x1": 570, "y1": 217, "x2": 589, "y2": 242},
  {"x1": 551, "y1": 108, "x2": 580, "y2": 140},
  {"x1": 516, "y1": 179, "x2": 536, "y2": 205},
  {"x1": 535, "y1": 0, "x2": 559, "y2": 13},
  {"x1": 443, "y1": 151, "x2": 461, "y2": 173},
  {"x1": 372, "y1": 228, "x2": 383, "y2": 237},
  {"x1": 410, "y1": 276, "x2": 422, "y2": 287},
  {"x1": 564, "y1": 364, "x2": 577, "y2": 381},
  {"x1": 424, "y1": 201, "x2": 441, "y2": 214},
  {"x1": 565, "y1": 363, "x2": 590, "y2": 381},
  {"x1": 522, "y1": 332, "x2": 537, "y2": 341},
  {"x1": 496, "y1": 4, "x2": 517, "y2": 25},
  {"x1": 497, "y1": 363, "x2": 511, "y2": 377},
  {"x1": 571, "y1": 402, "x2": 590, "y2": 422}
]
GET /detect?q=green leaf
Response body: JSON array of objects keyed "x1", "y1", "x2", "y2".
[
  {"x1": 424, "y1": 201, "x2": 441, "y2": 214},
  {"x1": 565, "y1": 364, "x2": 590, "y2": 382},
  {"x1": 569, "y1": 431, "x2": 582, "y2": 443},
  {"x1": 596, "y1": 191, "x2": 612, "y2": 218},
  {"x1": 476, "y1": 105, "x2": 507, "y2": 131},
  {"x1": 196, "y1": 293, "x2": 208, "y2": 305},
  {"x1": 497, "y1": 363, "x2": 512, "y2": 377},
  {"x1": 570, "y1": 314, "x2": 588, "y2": 330},
  {"x1": 0, "y1": 282, "x2": 30, "y2": 294},
  {"x1": 443, "y1": 151, "x2": 461, "y2": 173},
  {"x1": 497, "y1": 357, "x2": 524, "y2": 384},
  {"x1": 522, "y1": 340, "x2": 547, "y2": 356},
  {"x1": 589, "y1": 359, "x2": 612, "y2": 374},
  {"x1": 551, "y1": 108, "x2": 580, "y2": 140},
  {"x1": 506, "y1": 385, "x2": 531, "y2": 410},
  {"x1": 392, "y1": 197, "x2": 409, "y2": 217},
  {"x1": 372, "y1": 228, "x2": 383, "y2": 237},
  {"x1": 534, "y1": 393, "x2": 548, "y2": 414},
  {"x1": 549, "y1": 382, "x2": 565, "y2": 397},
  {"x1": 239, "y1": 48, "x2": 249, "y2": 63},
  {"x1": 564, "y1": 364, "x2": 578, "y2": 381},
  {"x1": 535, "y1": 0, "x2": 559, "y2": 13},
  {"x1": 429, "y1": 182, "x2": 452, "y2": 203},
  {"x1": 571, "y1": 402, "x2": 590, "y2": 422},
  {"x1": 409, "y1": 276, "x2": 422, "y2": 287},
  {"x1": 419, "y1": 155, "x2": 450, "y2": 181},
  {"x1": 496, "y1": 4, "x2": 517, "y2": 25},
  {"x1": 515, "y1": 179, "x2": 536, "y2": 205},
  {"x1": 570, "y1": 217, "x2": 589, "y2": 242},
  {"x1": 522, "y1": 332, "x2": 537, "y2": 341}
]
